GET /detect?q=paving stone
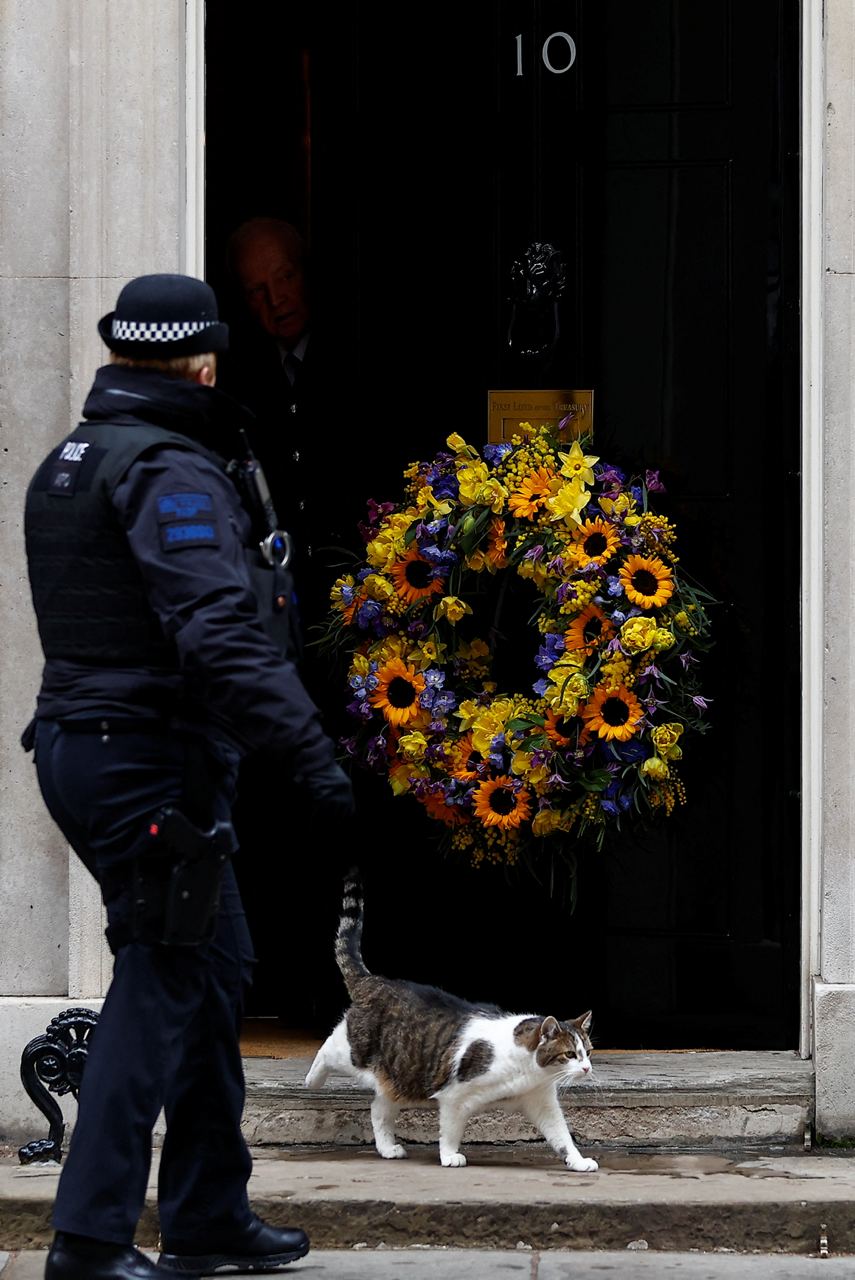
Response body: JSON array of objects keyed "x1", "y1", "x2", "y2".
[{"x1": 4, "y1": 1251, "x2": 855, "y2": 1278}]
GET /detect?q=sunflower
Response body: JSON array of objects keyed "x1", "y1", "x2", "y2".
[
  {"x1": 572, "y1": 516, "x2": 621, "y2": 566},
  {"x1": 473, "y1": 776, "x2": 532, "y2": 829},
  {"x1": 390, "y1": 547, "x2": 445, "y2": 605},
  {"x1": 369, "y1": 656, "x2": 427, "y2": 727},
  {"x1": 544, "y1": 709, "x2": 590, "y2": 749},
  {"x1": 581, "y1": 683, "x2": 645, "y2": 742},
  {"x1": 619, "y1": 554, "x2": 674, "y2": 610},
  {"x1": 448, "y1": 731, "x2": 482, "y2": 781},
  {"x1": 507, "y1": 466, "x2": 557, "y2": 520},
  {"x1": 564, "y1": 604, "x2": 615, "y2": 655}
]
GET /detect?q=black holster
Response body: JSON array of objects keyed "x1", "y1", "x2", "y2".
[{"x1": 132, "y1": 807, "x2": 238, "y2": 947}]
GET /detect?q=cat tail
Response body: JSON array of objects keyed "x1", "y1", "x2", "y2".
[{"x1": 335, "y1": 867, "x2": 370, "y2": 992}]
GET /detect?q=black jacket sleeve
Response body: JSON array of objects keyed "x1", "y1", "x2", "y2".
[{"x1": 112, "y1": 445, "x2": 353, "y2": 809}]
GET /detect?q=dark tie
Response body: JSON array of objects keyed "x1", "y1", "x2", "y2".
[{"x1": 284, "y1": 352, "x2": 302, "y2": 387}]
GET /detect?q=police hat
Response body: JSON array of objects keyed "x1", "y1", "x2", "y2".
[{"x1": 98, "y1": 273, "x2": 229, "y2": 358}]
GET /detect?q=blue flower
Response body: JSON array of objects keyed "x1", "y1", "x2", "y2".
[
  {"x1": 535, "y1": 633, "x2": 565, "y2": 672},
  {"x1": 483, "y1": 442, "x2": 513, "y2": 466}
]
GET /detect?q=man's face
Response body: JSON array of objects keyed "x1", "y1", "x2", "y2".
[{"x1": 235, "y1": 233, "x2": 309, "y2": 344}]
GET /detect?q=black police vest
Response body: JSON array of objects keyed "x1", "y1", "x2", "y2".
[{"x1": 25, "y1": 421, "x2": 226, "y2": 667}]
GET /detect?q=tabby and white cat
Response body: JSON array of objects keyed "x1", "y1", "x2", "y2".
[{"x1": 304, "y1": 871, "x2": 599, "y2": 1173}]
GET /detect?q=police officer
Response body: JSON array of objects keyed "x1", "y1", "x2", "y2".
[{"x1": 22, "y1": 274, "x2": 354, "y2": 1280}]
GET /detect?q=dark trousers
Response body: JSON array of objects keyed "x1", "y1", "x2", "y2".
[{"x1": 34, "y1": 720, "x2": 256, "y2": 1248}]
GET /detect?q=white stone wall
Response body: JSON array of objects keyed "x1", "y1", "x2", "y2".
[
  {"x1": 0, "y1": 0, "x2": 73, "y2": 999},
  {"x1": 0, "y1": 0, "x2": 188, "y2": 1136},
  {"x1": 814, "y1": 0, "x2": 855, "y2": 1139}
]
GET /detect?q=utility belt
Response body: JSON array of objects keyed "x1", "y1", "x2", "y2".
[{"x1": 131, "y1": 806, "x2": 237, "y2": 948}]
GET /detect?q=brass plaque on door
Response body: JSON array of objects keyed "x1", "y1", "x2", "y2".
[{"x1": 487, "y1": 389, "x2": 594, "y2": 443}]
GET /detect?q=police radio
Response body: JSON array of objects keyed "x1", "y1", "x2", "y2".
[{"x1": 228, "y1": 431, "x2": 292, "y2": 569}]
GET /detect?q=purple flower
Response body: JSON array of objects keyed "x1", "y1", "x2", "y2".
[
  {"x1": 358, "y1": 499, "x2": 397, "y2": 539},
  {"x1": 356, "y1": 599, "x2": 383, "y2": 631},
  {"x1": 484, "y1": 442, "x2": 513, "y2": 466},
  {"x1": 637, "y1": 662, "x2": 662, "y2": 684},
  {"x1": 596, "y1": 462, "x2": 626, "y2": 487},
  {"x1": 645, "y1": 469, "x2": 666, "y2": 493},
  {"x1": 535, "y1": 633, "x2": 565, "y2": 672},
  {"x1": 523, "y1": 544, "x2": 545, "y2": 562},
  {"x1": 692, "y1": 694, "x2": 712, "y2": 712},
  {"x1": 365, "y1": 735, "x2": 388, "y2": 768},
  {"x1": 433, "y1": 691, "x2": 458, "y2": 715}
]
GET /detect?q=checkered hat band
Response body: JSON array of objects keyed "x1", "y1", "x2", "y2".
[{"x1": 111, "y1": 318, "x2": 217, "y2": 342}]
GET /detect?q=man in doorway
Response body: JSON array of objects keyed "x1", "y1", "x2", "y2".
[
  {"x1": 221, "y1": 216, "x2": 378, "y2": 654},
  {"x1": 219, "y1": 218, "x2": 368, "y2": 1031},
  {"x1": 23, "y1": 273, "x2": 354, "y2": 1280}
]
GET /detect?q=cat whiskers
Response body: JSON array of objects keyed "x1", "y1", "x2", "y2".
[{"x1": 556, "y1": 1067, "x2": 597, "y2": 1092}]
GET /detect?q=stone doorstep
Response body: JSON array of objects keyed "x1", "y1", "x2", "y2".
[
  {"x1": 229, "y1": 1051, "x2": 815, "y2": 1151},
  {"x1": 3, "y1": 1147, "x2": 855, "y2": 1255}
]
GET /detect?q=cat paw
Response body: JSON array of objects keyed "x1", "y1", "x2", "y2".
[
  {"x1": 379, "y1": 1144, "x2": 408, "y2": 1159},
  {"x1": 565, "y1": 1155, "x2": 599, "y2": 1173},
  {"x1": 440, "y1": 1151, "x2": 467, "y2": 1168}
]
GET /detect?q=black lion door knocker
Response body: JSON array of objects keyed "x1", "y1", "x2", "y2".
[
  {"x1": 18, "y1": 1006, "x2": 100, "y2": 1164},
  {"x1": 506, "y1": 241, "x2": 568, "y2": 369}
]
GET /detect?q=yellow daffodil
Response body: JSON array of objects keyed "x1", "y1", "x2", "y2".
[
  {"x1": 472, "y1": 700, "x2": 513, "y2": 754},
  {"x1": 455, "y1": 699, "x2": 480, "y2": 731},
  {"x1": 641, "y1": 756, "x2": 670, "y2": 781},
  {"x1": 399, "y1": 731, "x2": 429, "y2": 762},
  {"x1": 532, "y1": 808, "x2": 574, "y2": 837},
  {"x1": 434, "y1": 595, "x2": 473, "y2": 624},
  {"x1": 457, "y1": 461, "x2": 490, "y2": 505},
  {"x1": 447, "y1": 431, "x2": 477, "y2": 456},
  {"x1": 388, "y1": 761, "x2": 415, "y2": 795},
  {"x1": 558, "y1": 439, "x2": 599, "y2": 485},
  {"x1": 417, "y1": 637, "x2": 446, "y2": 665},
  {"x1": 547, "y1": 480, "x2": 591, "y2": 526}
]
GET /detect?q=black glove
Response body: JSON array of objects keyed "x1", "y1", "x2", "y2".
[{"x1": 303, "y1": 760, "x2": 356, "y2": 823}]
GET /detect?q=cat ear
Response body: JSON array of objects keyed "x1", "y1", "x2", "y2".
[
  {"x1": 574, "y1": 1010, "x2": 593, "y2": 1035},
  {"x1": 539, "y1": 1015, "x2": 561, "y2": 1043}
]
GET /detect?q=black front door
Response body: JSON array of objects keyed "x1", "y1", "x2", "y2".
[{"x1": 206, "y1": 0, "x2": 800, "y2": 1047}]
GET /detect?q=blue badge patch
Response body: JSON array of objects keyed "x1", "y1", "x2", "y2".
[
  {"x1": 157, "y1": 492, "x2": 214, "y2": 521},
  {"x1": 157, "y1": 492, "x2": 219, "y2": 551},
  {"x1": 159, "y1": 521, "x2": 220, "y2": 552}
]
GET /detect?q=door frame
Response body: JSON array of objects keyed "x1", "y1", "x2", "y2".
[
  {"x1": 188, "y1": 0, "x2": 821, "y2": 1055},
  {"x1": 799, "y1": 0, "x2": 823, "y2": 1059}
]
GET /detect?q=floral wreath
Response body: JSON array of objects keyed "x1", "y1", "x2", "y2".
[{"x1": 320, "y1": 422, "x2": 714, "y2": 880}]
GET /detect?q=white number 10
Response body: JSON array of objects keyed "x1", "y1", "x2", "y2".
[{"x1": 514, "y1": 31, "x2": 577, "y2": 76}]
